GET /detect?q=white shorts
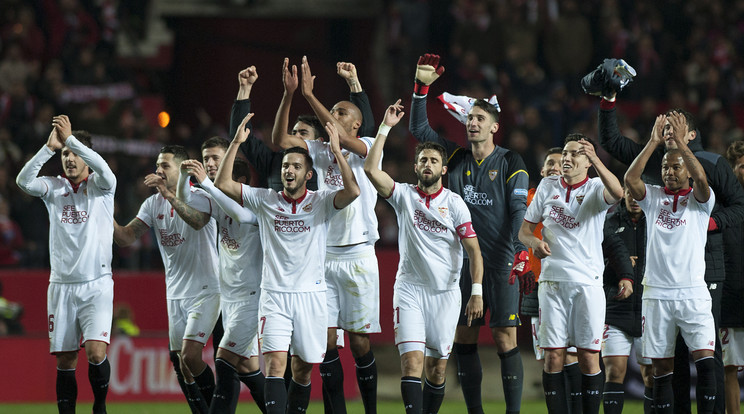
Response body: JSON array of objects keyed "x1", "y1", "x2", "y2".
[
  {"x1": 602, "y1": 324, "x2": 651, "y2": 365},
  {"x1": 325, "y1": 246, "x2": 381, "y2": 333},
  {"x1": 530, "y1": 316, "x2": 577, "y2": 360},
  {"x1": 642, "y1": 298, "x2": 715, "y2": 359},
  {"x1": 167, "y1": 293, "x2": 221, "y2": 351},
  {"x1": 219, "y1": 298, "x2": 260, "y2": 359},
  {"x1": 720, "y1": 327, "x2": 744, "y2": 367},
  {"x1": 538, "y1": 281, "x2": 605, "y2": 351},
  {"x1": 259, "y1": 290, "x2": 327, "y2": 364},
  {"x1": 393, "y1": 280, "x2": 460, "y2": 359},
  {"x1": 47, "y1": 276, "x2": 114, "y2": 353}
]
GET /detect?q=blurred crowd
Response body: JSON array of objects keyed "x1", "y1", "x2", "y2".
[{"x1": 2, "y1": 0, "x2": 744, "y2": 268}]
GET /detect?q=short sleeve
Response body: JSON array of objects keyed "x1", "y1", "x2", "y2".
[
  {"x1": 135, "y1": 197, "x2": 154, "y2": 227},
  {"x1": 451, "y1": 196, "x2": 476, "y2": 239},
  {"x1": 306, "y1": 140, "x2": 328, "y2": 162},
  {"x1": 524, "y1": 181, "x2": 546, "y2": 223}
]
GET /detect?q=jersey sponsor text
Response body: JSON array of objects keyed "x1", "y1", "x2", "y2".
[
  {"x1": 548, "y1": 206, "x2": 579, "y2": 229},
  {"x1": 61, "y1": 205, "x2": 88, "y2": 224},
  {"x1": 158, "y1": 229, "x2": 184, "y2": 247},
  {"x1": 414, "y1": 209, "x2": 447, "y2": 233},
  {"x1": 463, "y1": 184, "x2": 493, "y2": 206},
  {"x1": 655, "y1": 209, "x2": 687, "y2": 229}
]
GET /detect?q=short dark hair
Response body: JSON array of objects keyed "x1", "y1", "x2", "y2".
[
  {"x1": 546, "y1": 147, "x2": 563, "y2": 156},
  {"x1": 296, "y1": 115, "x2": 326, "y2": 140},
  {"x1": 471, "y1": 99, "x2": 500, "y2": 123},
  {"x1": 232, "y1": 158, "x2": 251, "y2": 182},
  {"x1": 160, "y1": 145, "x2": 190, "y2": 164},
  {"x1": 564, "y1": 133, "x2": 596, "y2": 150},
  {"x1": 414, "y1": 142, "x2": 448, "y2": 166},
  {"x1": 71, "y1": 130, "x2": 92, "y2": 149},
  {"x1": 664, "y1": 108, "x2": 696, "y2": 133},
  {"x1": 201, "y1": 136, "x2": 229, "y2": 153},
  {"x1": 726, "y1": 141, "x2": 744, "y2": 165},
  {"x1": 282, "y1": 146, "x2": 313, "y2": 171}
]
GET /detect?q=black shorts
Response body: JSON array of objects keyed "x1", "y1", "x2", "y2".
[{"x1": 458, "y1": 258, "x2": 520, "y2": 328}]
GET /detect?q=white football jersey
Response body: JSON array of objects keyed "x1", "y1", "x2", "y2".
[
  {"x1": 198, "y1": 179, "x2": 262, "y2": 302},
  {"x1": 638, "y1": 184, "x2": 714, "y2": 298},
  {"x1": 136, "y1": 188, "x2": 220, "y2": 299},
  {"x1": 306, "y1": 138, "x2": 380, "y2": 246},
  {"x1": 524, "y1": 176, "x2": 613, "y2": 285},
  {"x1": 16, "y1": 138, "x2": 116, "y2": 283},
  {"x1": 385, "y1": 183, "x2": 476, "y2": 291},
  {"x1": 241, "y1": 185, "x2": 340, "y2": 292}
]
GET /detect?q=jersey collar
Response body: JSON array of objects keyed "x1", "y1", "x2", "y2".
[
  {"x1": 663, "y1": 187, "x2": 692, "y2": 196},
  {"x1": 560, "y1": 175, "x2": 588, "y2": 203},
  {"x1": 416, "y1": 185, "x2": 444, "y2": 209},
  {"x1": 559, "y1": 175, "x2": 589, "y2": 189},
  {"x1": 63, "y1": 174, "x2": 89, "y2": 193},
  {"x1": 282, "y1": 188, "x2": 308, "y2": 213}
]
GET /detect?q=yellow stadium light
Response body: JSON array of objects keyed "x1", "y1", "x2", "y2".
[{"x1": 158, "y1": 111, "x2": 171, "y2": 128}]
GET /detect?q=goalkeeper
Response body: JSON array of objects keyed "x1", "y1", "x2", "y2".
[{"x1": 409, "y1": 53, "x2": 532, "y2": 414}]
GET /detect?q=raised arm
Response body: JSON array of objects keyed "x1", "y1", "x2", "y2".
[
  {"x1": 53, "y1": 115, "x2": 116, "y2": 190},
  {"x1": 408, "y1": 54, "x2": 460, "y2": 156},
  {"x1": 597, "y1": 94, "x2": 646, "y2": 166},
  {"x1": 668, "y1": 112, "x2": 710, "y2": 202},
  {"x1": 338, "y1": 61, "x2": 375, "y2": 137},
  {"x1": 16, "y1": 129, "x2": 62, "y2": 197},
  {"x1": 326, "y1": 122, "x2": 360, "y2": 209},
  {"x1": 625, "y1": 115, "x2": 665, "y2": 200},
  {"x1": 461, "y1": 236, "x2": 484, "y2": 326},
  {"x1": 216, "y1": 114, "x2": 254, "y2": 202},
  {"x1": 580, "y1": 139, "x2": 623, "y2": 203},
  {"x1": 182, "y1": 159, "x2": 257, "y2": 224},
  {"x1": 144, "y1": 172, "x2": 210, "y2": 230},
  {"x1": 300, "y1": 56, "x2": 367, "y2": 157},
  {"x1": 364, "y1": 100, "x2": 404, "y2": 197},
  {"x1": 272, "y1": 58, "x2": 307, "y2": 150},
  {"x1": 113, "y1": 218, "x2": 148, "y2": 247}
]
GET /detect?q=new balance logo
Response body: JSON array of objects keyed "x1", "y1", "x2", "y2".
[
  {"x1": 157, "y1": 214, "x2": 164, "y2": 220},
  {"x1": 552, "y1": 195, "x2": 560, "y2": 199}
]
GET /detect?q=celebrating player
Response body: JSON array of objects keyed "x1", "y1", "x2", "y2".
[
  {"x1": 365, "y1": 100, "x2": 484, "y2": 414},
  {"x1": 114, "y1": 145, "x2": 220, "y2": 413},
  {"x1": 519, "y1": 134, "x2": 623, "y2": 414},
  {"x1": 178, "y1": 133, "x2": 266, "y2": 414},
  {"x1": 409, "y1": 53, "x2": 530, "y2": 414},
  {"x1": 16, "y1": 116, "x2": 115, "y2": 414},
  {"x1": 624, "y1": 112, "x2": 717, "y2": 414},
  {"x1": 215, "y1": 115, "x2": 360, "y2": 414},
  {"x1": 272, "y1": 56, "x2": 381, "y2": 413}
]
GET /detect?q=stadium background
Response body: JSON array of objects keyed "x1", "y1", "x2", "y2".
[{"x1": 0, "y1": 0, "x2": 743, "y2": 406}]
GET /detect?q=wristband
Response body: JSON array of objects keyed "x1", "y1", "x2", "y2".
[
  {"x1": 413, "y1": 81, "x2": 429, "y2": 96},
  {"x1": 471, "y1": 283, "x2": 483, "y2": 296},
  {"x1": 378, "y1": 124, "x2": 392, "y2": 136}
]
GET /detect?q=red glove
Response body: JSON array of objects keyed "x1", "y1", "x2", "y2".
[
  {"x1": 414, "y1": 53, "x2": 445, "y2": 95},
  {"x1": 509, "y1": 250, "x2": 536, "y2": 295}
]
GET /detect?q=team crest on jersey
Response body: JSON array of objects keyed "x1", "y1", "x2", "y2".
[
  {"x1": 438, "y1": 206, "x2": 448, "y2": 218},
  {"x1": 302, "y1": 203, "x2": 313, "y2": 212},
  {"x1": 576, "y1": 195, "x2": 585, "y2": 205},
  {"x1": 157, "y1": 214, "x2": 164, "y2": 220},
  {"x1": 680, "y1": 198, "x2": 688, "y2": 206},
  {"x1": 488, "y1": 169, "x2": 498, "y2": 181}
]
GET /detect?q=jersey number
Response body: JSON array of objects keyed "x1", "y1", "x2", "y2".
[
  {"x1": 48, "y1": 314, "x2": 55, "y2": 332},
  {"x1": 259, "y1": 316, "x2": 266, "y2": 335},
  {"x1": 394, "y1": 307, "x2": 400, "y2": 324},
  {"x1": 603, "y1": 324, "x2": 610, "y2": 340},
  {"x1": 721, "y1": 328, "x2": 730, "y2": 345}
]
